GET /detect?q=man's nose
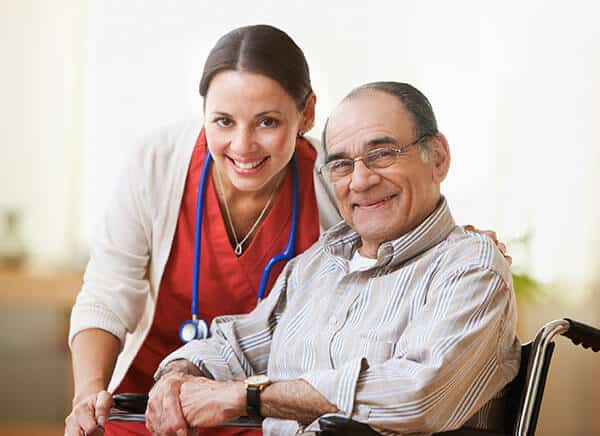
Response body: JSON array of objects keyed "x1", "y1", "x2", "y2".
[{"x1": 349, "y1": 160, "x2": 380, "y2": 192}]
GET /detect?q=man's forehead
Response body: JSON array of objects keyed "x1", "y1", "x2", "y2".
[{"x1": 326, "y1": 91, "x2": 413, "y2": 152}]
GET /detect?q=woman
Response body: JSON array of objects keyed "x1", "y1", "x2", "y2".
[
  {"x1": 66, "y1": 24, "x2": 340, "y2": 436},
  {"x1": 66, "y1": 24, "x2": 506, "y2": 436}
]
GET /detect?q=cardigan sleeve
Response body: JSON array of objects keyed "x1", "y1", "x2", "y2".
[
  {"x1": 306, "y1": 136, "x2": 342, "y2": 232},
  {"x1": 69, "y1": 141, "x2": 154, "y2": 347}
]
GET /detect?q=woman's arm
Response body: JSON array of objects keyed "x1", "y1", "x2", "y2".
[{"x1": 65, "y1": 329, "x2": 120, "y2": 436}]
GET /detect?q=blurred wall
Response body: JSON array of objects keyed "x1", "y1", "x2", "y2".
[
  {"x1": 0, "y1": 0, "x2": 87, "y2": 263},
  {"x1": 1, "y1": 0, "x2": 599, "y2": 434}
]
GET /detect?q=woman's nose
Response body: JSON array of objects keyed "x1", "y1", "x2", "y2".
[{"x1": 229, "y1": 127, "x2": 256, "y2": 153}]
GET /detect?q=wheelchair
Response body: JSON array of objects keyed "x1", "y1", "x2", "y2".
[{"x1": 109, "y1": 318, "x2": 600, "y2": 435}]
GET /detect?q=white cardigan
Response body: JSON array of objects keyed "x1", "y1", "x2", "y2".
[{"x1": 69, "y1": 120, "x2": 341, "y2": 392}]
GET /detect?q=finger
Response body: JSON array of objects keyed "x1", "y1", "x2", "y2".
[
  {"x1": 486, "y1": 230, "x2": 498, "y2": 242},
  {"x1": 74, "y1": 400, "x2": 100, "y2": 435},
  {"x1": 65, "y1": 414, "x2": 85, "y2": 436},
  {"x1": 94, "y1": 391, "x2": 113, "y2": 428},
  {"x1": 162, "y1": 381, "x2": 188, "y2": 433},
  {"x1": 145, "y1": 395, "x2": 157, "y2": 434},
  {"x1": 497, "y1": 242, "x2": 507, "y2": 254},
  {"x1": 464, "y1": 224, "x2": 475, "y2": 232},
  {"x1": 505, "y1": 255, "x2": 513, "y2": 266}
]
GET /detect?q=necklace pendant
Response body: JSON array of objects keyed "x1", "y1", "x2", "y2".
[{"x1": 234, "y1": 243, "x2": 243, "y2": 256}]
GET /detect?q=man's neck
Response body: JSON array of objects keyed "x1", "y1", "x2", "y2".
[
  {"x1": 357, "y1": 241, "x2": 380, "y2": 259},
  {"x1": 357, "y1": 196, "x2": 443, "y2": 260}
]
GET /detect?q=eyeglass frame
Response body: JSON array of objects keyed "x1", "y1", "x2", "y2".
[{"x1": 318, "y1": 133, "x2": 434, "y2": 182}]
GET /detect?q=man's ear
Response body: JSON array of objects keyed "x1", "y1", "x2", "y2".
[
  {"x1": 430, "y1": 133, "x2": 451, "y2": 183},
  {"x1": 300, "y1": 92, "x2": 317, "y2": 134}
]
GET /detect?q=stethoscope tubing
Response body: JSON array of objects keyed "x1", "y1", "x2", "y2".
[
  {"x1": 256, "y1": 157, "x2": 298, "y2": 301},
  {"x1": 189, "y1": 152, "x2": 298, "y2": 333},
  {"x1": 191, "y1": 152, "x2": 214, "y2": 320}
]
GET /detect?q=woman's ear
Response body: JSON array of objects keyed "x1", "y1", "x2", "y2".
[
  {"x1": 300, "y1": 92, "x2": 317, "y2": 134},
  {"x1": 430, "y1": 133, "x2": 451, "y2": 183}
]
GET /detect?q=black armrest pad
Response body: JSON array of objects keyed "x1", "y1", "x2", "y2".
[{"x1": 318, "y1": 416, "x2": 380, "y2": 435}]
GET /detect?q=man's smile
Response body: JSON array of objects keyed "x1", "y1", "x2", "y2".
[{"x1": 352, "y1": 194, "x2": 398, "y2": 210}]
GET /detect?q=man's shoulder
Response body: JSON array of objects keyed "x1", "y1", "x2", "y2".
[{"x1": 438, "y1": 226, "x2": 512, "y2": 284}]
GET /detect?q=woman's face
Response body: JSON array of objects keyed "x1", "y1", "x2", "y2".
[{"x1": 204, "y1": 70, "x2": 314, "y2": 194}]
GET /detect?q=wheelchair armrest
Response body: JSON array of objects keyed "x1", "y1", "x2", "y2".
[
  {"x1": 317, "y1": 416, "x2": 380, "y2": 435},
  {"x1": 110, "y1": 393, "x2": 262, "y2": 428},
  {"x1": 113, "y1": 393, "x2": 148, "y2": 414}
]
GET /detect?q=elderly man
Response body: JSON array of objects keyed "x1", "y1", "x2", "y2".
[{"x1": 147, "y1": 82, "x2": 520, "y2": 436}]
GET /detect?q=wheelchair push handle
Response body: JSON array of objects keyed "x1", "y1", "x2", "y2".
[{"x1": 564, "y1": 318, "x2": 600, "y2": 352}]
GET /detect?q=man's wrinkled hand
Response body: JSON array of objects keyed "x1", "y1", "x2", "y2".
[
  {"x1": 65, "y1": 390, "x2": 113, "y2": 436},
  {"x1": 179, "y1": 378, "x2": 246, "y2": 428},
  {"x1": 145, "y1": 372, "x2": 199, "y2": 436}
]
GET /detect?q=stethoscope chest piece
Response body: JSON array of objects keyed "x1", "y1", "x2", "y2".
[{"x1": 179, "y1": 318, "x2": 209, "y2": 343}]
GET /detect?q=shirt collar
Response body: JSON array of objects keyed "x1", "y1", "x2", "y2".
[{"x1": 322, "y1": 197, "x2": 456, "y2": 269}]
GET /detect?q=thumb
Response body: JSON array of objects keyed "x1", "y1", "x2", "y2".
[{"x1": 94, "y1": 390, "x2": 113, "y2": 427}]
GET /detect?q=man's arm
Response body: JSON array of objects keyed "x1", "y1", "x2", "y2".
[
  {"x1": 296, "y1": 266, "x2": 520, "y2": 434},
  {"x1": 178, "y1": 378, "x2": 337, "y2": 428},
  {"x1": 261, "y1": 380, "x2": 338, "y2": 424}
]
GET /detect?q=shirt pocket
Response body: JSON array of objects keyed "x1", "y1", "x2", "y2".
[{"x1": 339, "y1": 331, "x2": 396, "y2": 365}]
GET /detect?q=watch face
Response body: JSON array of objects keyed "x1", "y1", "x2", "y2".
[{"x1": 246, "y1": 374, "x2": 270, "y2": 387}]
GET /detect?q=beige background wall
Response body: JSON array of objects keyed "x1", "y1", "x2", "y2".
[{"x1": 1, "y1": 0, "x2": 598, "y2": 434}]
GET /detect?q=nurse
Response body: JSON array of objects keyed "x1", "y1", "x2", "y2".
[{"x1": 66, "y1": 24, "x2": 340, "y2": 436}]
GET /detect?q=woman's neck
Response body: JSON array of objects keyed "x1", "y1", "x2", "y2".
[{"x1": 212, "y1": 164, "x2": 287, "y2": 253}]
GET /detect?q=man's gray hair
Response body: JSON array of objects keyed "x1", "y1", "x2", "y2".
[{"x1": 322, "y1": 81, "x2": 439, "y2": 157}]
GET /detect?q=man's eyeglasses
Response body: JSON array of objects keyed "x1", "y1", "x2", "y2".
[{"x1": 319, "y1": 135, "x2": 431, "y2": 182}]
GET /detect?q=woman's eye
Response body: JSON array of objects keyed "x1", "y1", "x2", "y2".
[
  {"x1": 259, "y1": 117, "x2": 279, "y2": 128},
  {"x1": 215, "y1": 118, "x2": 233, "y2": 127}
]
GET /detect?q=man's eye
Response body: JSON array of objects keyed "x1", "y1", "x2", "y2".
[
  {"x1": 367, "y1": 148, "x2": 398, "y2": 165},
  {"x1": 259, "y1": 117, "x2": 279, "y2": 128},
  {"x1": 370, "y1": 148, "x2": 396, "y2": 159},
  {"x1": 215, "y1": 118, "x2": 233, "y2": 127},
  {"x1": 329, "y1": 160, "x2": 353, "y2": 172}
]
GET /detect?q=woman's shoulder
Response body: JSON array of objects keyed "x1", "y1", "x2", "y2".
[{"x1": 133, "y1": 119, "x2": 202, "y2": 163}]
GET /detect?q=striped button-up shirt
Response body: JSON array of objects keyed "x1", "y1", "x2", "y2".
[{"x1": 159, "y1": 198, "x2": 520, "y2": 435}]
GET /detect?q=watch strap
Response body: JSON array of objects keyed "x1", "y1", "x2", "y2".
[{"x1": 246, "y1": 385, "x2": 262, "y2": 418}]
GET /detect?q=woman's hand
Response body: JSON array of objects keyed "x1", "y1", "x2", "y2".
[
  {"x1": 179, "y1": 378, "x2": 246, "y2": 428},
  {"x1": 65, "y1": 390, "x2": 113, "y2": 436},
  {"x1": 145, "y1": 362, "x2": 201, "y2": 436},
  {"x1": 464, "y1": 225, "x2": 512, "y2": 265}
]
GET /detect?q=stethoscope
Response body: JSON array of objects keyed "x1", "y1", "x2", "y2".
[{"x1": 179, "y1": 152, "x2": 299, "y2": 343}]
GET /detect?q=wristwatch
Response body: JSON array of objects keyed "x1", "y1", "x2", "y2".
[{"x1": 245, "y1": 374, "x2": 271, "y2": 418}]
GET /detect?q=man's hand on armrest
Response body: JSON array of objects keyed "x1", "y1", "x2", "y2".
[{"x1": 146, "y1": 359, "x2": 204, "y2": 436}]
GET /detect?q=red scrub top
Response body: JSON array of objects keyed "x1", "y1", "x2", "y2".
[{"x1": 105, "y1": 129, "x2": 321, "y2": 435}]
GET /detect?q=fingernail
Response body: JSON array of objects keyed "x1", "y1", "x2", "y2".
[{"x1": 98, "y1": 416, "x2": 106, "y2": 427}]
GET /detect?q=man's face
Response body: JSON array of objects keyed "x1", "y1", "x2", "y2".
[{"x1": 325, "y1": 91, "x2": 445, "y2": 256}]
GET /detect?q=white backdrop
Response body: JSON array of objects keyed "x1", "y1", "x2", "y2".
[
  {"x1": 81, "y1": 0, "x2": 600, "y2": 287},
  {"x1": 2, "y1": 0, "x2": 599, "y2": 288}
]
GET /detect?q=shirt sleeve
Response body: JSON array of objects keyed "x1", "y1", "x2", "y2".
[
  {"x1": 300, "y1": 266, "x2": 520, "y2": 434},
  {"x1": 155, "y1": 261, "x2": 293, "y2": 381},
  {"x1": 69, "y1": 143, "x2": 153, "y2": 347}
]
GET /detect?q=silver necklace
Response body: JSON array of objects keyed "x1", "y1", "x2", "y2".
[{"x1": 214, "y1": 165, "x2": 278, "y2": 256}]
